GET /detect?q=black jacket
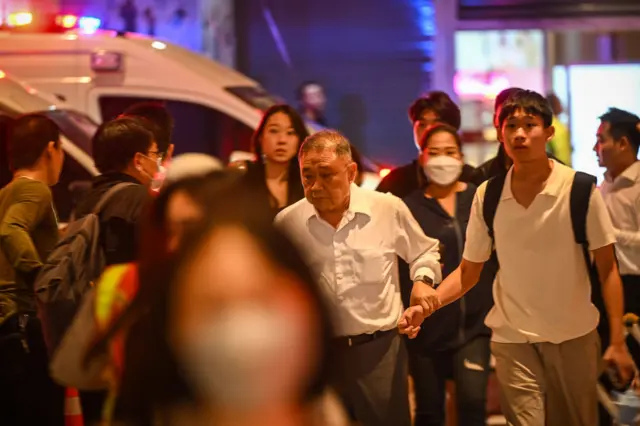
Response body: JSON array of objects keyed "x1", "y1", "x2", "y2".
[
  {"x1": 376, "y1": 159, "x2": 476, "y2": 199},
  {"x1": 242, "y1": 161, "x2": 305, "y2": 221},
  {"x1": 74, "y1": 173, "x2": 149, "y2": 266},
  {"x1": 401, "y1": 184, "x2": 492, "y2": 353}
]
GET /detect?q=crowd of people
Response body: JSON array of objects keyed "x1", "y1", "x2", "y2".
[{"x1": 0, "y1": 86, "x2": 638, "y2": 426}]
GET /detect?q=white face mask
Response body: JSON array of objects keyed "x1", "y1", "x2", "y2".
[
  {"x1": 423, "y1": 155, "x2": 463, "y2": 186},
  {"x1": 179, "y1": 304, "x2": 309, "y2": 410}
]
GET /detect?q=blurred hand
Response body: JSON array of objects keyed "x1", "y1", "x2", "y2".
[
  {"x1": 398, "y1": 306, "x2": 425, "y2": 339},
  {"x1": 604, "y1": 343, "x2": 636, "y2": 386},
  {"x1": 410, "y1": 281, "x2": 441, "y2": 317}
]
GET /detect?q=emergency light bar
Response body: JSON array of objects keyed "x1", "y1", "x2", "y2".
[{"x1": 3, "y1": 12, "x2": 101, "y2": 33}]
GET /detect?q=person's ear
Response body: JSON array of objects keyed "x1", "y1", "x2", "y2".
[
  {"x1": 620, "y1": 136, "x2": 632, "y2": 152},
  {"x1": 545, "y1": 125, "x2": 556, "y2": 143},
  {"x1": 46, "y1": 141, "x2": 57, "y2": 157},
  {"x1": 347, "y1": 162, "x2": 357, "y2": 183},
  {"x1": 133, "y1": 152, "x2": 145, "y2": 171}
]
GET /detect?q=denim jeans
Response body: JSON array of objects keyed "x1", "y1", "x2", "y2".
[{"x1": 409, "y1": 335, "x2": 491, "y2": 426}]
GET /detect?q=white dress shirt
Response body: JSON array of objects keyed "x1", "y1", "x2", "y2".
[
  {"x1": 463, "y1": 161, "x2": 616, "y2": 344},
  {"x1": 600, "y1": 161, "x2": 640, "y2": 276},
  {"x1": 275, "y1": 184, "x2": 441, "y2": 337}
]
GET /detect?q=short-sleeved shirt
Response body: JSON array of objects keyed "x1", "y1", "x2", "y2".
[{"x1": 463, "y1": 161, "x2": 616, "y2": 344}]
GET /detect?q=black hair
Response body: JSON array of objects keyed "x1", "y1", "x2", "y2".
[
  {"x1": 599, "y1": 107, "x2": 640, "y2": 154},
  {"x1": 408, "y1": 91, "x2": 461, "y2": 130},
  {"x1": 116, "y1": 184, "x2": 337, "y2": 425},
  {"x1": 494, "y1": 87, "x2": 523, "y2": 113},
  {"x1": 8, "y1": 114, "x2": 60, "y2": 170},
  {"x1": 419, "y1": 123, "x2": 462, "y2": 151},
  {"x1": 122, "y1": 102, "x2": 174, "y2": 153},
  {"x1": 250, "y1": 105, "x2": 308, "y2": 207},
  {"x1": 545, "y1": 92, "x2": 563, "y2": 116},
  {"x1": 92, "y1": 116, "x2": 156, "y2": 174},
  {"x1": 498, "y1": 89, "x2": 553, "y2": 128}
]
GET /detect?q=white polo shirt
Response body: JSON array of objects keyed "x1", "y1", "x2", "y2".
[
  {"x1": 275, "y1": 184, "x2": 442, "y2": 337},
  {"x1": 600, "y1": 161, "x2": 640, "y2": 277},
  {"x1": 463, "y1": 161, "x2": 616, "y2": 344}
]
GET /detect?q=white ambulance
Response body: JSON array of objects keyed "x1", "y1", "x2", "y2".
[{"x1": 0, "y1": 12, "x2": 382, "y2": 188}]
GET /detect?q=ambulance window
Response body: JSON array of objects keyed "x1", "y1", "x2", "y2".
[
  {"x1": 51, "y1": 146, "x2": 93, "y2": 222},
  {"x1": 99, "y1": 96, "x2": 254, "y2": 161}
]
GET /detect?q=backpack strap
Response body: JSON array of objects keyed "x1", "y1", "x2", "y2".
[
  {"x1": 92, "y1": 182, "x2": 137, "y2": 215},
  {"x1": 483, "y1": 173, "x2": 507, "y2": 243},
  {"x1": 570, "y1": 171, "x2": 598, "y2": 276}
]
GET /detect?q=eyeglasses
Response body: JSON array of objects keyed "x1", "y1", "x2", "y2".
[{"x1": 147, "y1": 150, "x2": 165, "y2": 162}]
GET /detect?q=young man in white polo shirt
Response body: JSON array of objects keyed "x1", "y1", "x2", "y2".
[{"x1": 400, "y1": 89, "x2": 635, "y2": 425}]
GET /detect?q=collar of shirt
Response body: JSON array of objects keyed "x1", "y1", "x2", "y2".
[
  {"x1": 604, "y1": 161, "x2": 640, "y2": 188},
  {"x1": 501, "y1": 160, "x2": 564, "y2": 201},
  {"x1": 305, "y1": 183, "x2": 372, "y2": 226}
]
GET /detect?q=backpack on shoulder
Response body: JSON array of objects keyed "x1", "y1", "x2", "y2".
[
  {"x1": 482, "y1": 171, "x2": 608, "y2": 339},
  {"x1": 35, "y1": 182, "x2": 135, "y2": 355}
]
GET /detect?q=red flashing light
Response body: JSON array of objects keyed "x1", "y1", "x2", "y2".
[{"x1": 379, "y1": 168, "x2": 391, "y2": 178}]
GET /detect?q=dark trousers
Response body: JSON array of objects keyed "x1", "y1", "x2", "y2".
[
  {"x1": 333, "y1": 331, "x2": 411, "y2": 426},
  {"x1": 0, "y1": 315, "x2": 65, "y2": 425},
  {"x1": 622, "y1": 275, "x2": 640, "y2": 368},
  {"x1": 598, "y1": 274, "x2": 640, "y2": 426},
  {"x1": 409, "y1": 335, "x2": 491, "y2": 426}
]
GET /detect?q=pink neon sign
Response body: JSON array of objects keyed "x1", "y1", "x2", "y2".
[{"x1": 453, "y1": 72, "x2": 511, "y2": 99}]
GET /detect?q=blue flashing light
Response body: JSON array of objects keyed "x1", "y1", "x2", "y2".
[{"x1": 79, "y1": 16, "x2": 100, "y2": 33}]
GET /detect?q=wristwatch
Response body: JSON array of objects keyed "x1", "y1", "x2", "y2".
[{"x1": 413, "y1": 275, "x2": 435, "y2": 288}]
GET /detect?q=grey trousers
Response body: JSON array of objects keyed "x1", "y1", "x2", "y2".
[
  {"x1": 333, "y1": 331, "x2": 411, "y2": 426},
  {"x1": 491, "y1": 330, "x2": 601, "y2": 426}
]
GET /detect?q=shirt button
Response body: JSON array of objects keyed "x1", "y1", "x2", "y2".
[{"x1": 336, "y1": 273, "x2": 343, "y2": 280}]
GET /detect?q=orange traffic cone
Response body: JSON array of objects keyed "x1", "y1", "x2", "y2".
[{"x1": 64, "y1": 387, "x2": 84, "y2": 426}]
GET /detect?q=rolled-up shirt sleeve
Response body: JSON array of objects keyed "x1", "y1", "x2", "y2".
[
  {"x1": 462, "y1": 187, "x2": 493, "y2": 263},
  {"x1": 393, "y1": 197, "x2": 442, "y2": 283}
]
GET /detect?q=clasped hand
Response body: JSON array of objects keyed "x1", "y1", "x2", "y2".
[{"x1": 397, "y1": 281, "x2": 441, "y2": 339}]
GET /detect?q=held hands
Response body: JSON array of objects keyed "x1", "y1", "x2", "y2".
[
  {"x1": 398, "y1": 281, "x2": 442, "y2": 338},
  {"x1": 410, "y1": 280, "x2": 441, "y2": 318},
  {"x1": 398, "y1": 306, "x2": 425, "y2": 339}
]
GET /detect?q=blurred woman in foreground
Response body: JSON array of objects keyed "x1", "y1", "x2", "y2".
[
  {"x1": 116, "y1": 190, "x2": 347, "y2": 426},
  {"x1": 50, "y1": 154, "x2": 230, "y2": 422}
]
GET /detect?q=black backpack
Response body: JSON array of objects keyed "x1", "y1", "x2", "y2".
[
  {"x1": 482, "y1": 171, "x2": 609, "y2": 344},
  {"x1": 35, "y1": 182, "x2": 135, "y2": 355}
]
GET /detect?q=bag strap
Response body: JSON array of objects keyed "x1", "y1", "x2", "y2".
[
  {"x1": 483, "y1": 173, "x2": 507, "y2": 243},
  {"x1": 570, "y1": 171, "x2": 598, "y2": 277},
  {"x1": 92, "y1": 182, "x2": 137, "y2": 215}
]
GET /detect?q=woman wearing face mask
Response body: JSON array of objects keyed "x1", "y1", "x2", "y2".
[
  {"x1": 401, "y1": 123, "x2": 492, "y2": 426},
  {"x1": 114, "y1": 191, "x2": 348, "y2": 426},
  {"x1": 50, "y1": 159, "x2": 234, "y2": 424},
  {"x1": 239, "y1": 105, "x2": 308, "y2": 219}
]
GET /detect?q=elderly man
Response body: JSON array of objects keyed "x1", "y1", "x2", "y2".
[{"x1": 275, "y1": 129, "x2": 442, "y2": 426}]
